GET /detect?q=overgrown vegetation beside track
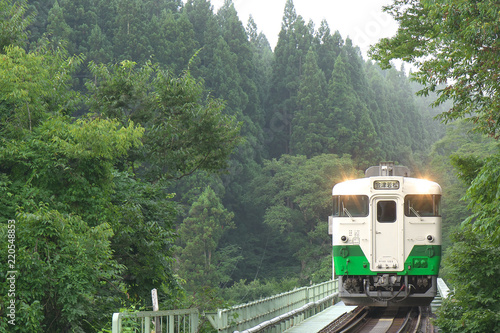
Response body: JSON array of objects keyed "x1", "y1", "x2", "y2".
[
  {"x1": 1, "y1": 0, "x2": 499, "y2": 332},
  {"x1": 372, "y1": 0, "x2": 500, "y2": 331}
]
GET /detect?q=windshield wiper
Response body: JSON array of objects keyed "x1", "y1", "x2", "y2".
[
  {"x1": 343, "y1": 207, "x2": 354, "y2": 221},
  {"x1": 410, "y1": 206, "x2": 423, "y2": 221}
]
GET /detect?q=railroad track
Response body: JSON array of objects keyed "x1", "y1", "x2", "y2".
[{"x1": 318, "y1": 306, "x2": 435, "y2": 333}]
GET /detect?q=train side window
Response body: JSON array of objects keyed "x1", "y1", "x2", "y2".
[
  {"x1": 332, "y1": 195, "x2": 369, "y2": 217},
  {"x1": 405, "y1": 195, "x2": 441, "y2": 217},
  {"x1": 333, "y1": 196, "x2": 340, "y2": 216},
  {"x1": 377, "y1": 201, "x2": 396, "y2": 223}
]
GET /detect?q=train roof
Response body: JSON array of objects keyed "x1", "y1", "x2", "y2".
[{"x1": 332, "y1": 176, "x2": 442, "y2": 196}]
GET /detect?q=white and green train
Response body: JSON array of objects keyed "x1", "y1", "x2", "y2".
[{"x1": 328, "y1": 162, "x2": 441, "y2": 307}]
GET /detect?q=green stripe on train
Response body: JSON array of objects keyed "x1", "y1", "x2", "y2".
[{"x1": 333, "y1": 245, "x2": 441, "y2": 276}]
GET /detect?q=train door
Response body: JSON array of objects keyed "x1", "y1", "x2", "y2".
[{"x1": 372, "y1": 197, "x2": 404, "y2": 272}]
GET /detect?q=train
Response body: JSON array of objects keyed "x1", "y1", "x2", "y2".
[{"x1": 328, "y1": 162, "x2": 441, "y2": 307}]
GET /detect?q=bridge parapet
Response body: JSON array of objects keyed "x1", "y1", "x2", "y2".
[
  {"x1": 437, "y1": 277, "x2": 450, "y2": 299},
  {"x1": 111, "y1": 308, "x2": 199, "y2": 333},
  {"x1": 110, "y1": 280, "x2": 339, "y2": 333},
  {"x1": 205, "y1": 279, "x2": 339, "y2": 333}
]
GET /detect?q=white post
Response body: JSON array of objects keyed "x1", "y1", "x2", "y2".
[
  {"x1": 152, "y1": 289, "x2": 160, "y2": 333},
  {"x1": 328, "y1": 216, "x2": 335, "y2": 279}
]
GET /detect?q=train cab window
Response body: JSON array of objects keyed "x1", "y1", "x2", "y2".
[
  {"x1": 405, "y1": 195, "x2": 441, "y2": 217},
  {"x1": 332, "y1": 195, "x2": 369, "y2": 217},
  {"x1": 377, "y1": 200, "x2": 397, "y2": 223}
]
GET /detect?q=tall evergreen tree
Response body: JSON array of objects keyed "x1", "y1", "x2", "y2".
[
  {"x1": 204, "y1": 3, "x2": 271, "y2": 284},
  {"x1": 87, "y1": 23, "x2": 112, "y2": 63},
  {"x1": 247, "y1": 15, "x2": 273, "y2": 133},
  {"x1": 365, "y1": 62, "x2": 393, "y2": 160},
  {"x1": 314, "y1": 20, "x2": 343, "y2": 83},
  {"x1": 267, "y1": 0, "x2": 313, "y2": 157},
  {"x1": 183, "y1": 0, "x2": 214, "y2": 47},
  {"x1": 153, "y1": 9, "x2": 198, "y2": 73},
  {"x1": 175, "y1": 186, "x2": 237, "y2": 293},
  {"x1": 45, "y1": 0, "x2": 72, "y2": 48},
  {"x1": 384, "y1": 67, "x2": 427, "y2": 157},
  {"x1": 57, "y1": 0, "x2": 96, "y2": 55},
  {"x1": 292, "y1": 48, "x2": 332, "y2": 156},
  {"x1": 250, "y1": 154, "x2": 361, "y2": 281},
  {"x1": 218, "y1": 1, "x2": 260, "y2": 126},
  {"x1": 26, "y1": 0, "x2": 55, "y2": 45},
  {"x1": 327, "y1": 49, "x2": 379, "y2": 166},
  {"x1": 113, "y1": 0, "x2": 153, "y2": 62},
  {"x1": 342, "y1": 38, "x2": 368, "y2": 95}
]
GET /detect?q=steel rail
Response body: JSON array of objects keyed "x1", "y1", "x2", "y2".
[
  {"x1": 394, "y1": 307, "x2": 415, "y2": 333},
  {"x1": 318, "y1": 306, "x2": 428, "y2": 333}
]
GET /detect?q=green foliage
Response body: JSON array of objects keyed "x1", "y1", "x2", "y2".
[
  {"x1": 250, "y1": 154, "x2": 361, "y2": 281},
  {"x1": 88, "y1": 24, "x2": 112, "y2": 64},
  {"x1": 436, "y1": 226, "x2": 500, "y2": 332},
  {"x1": 86, "y1": 60, "x2": 242, "y2": 181},
  {"x1": 370, "y1": 0, "x2": 500, "y2": 138},
  {"x1": 246, "y1": 15, "x2": 273, "y2": 131},
  {"x1": 0, "y1": 0, "x2": 34, "y2": 51},
  {"x1": 449, "y1": 155, "x2": 485, "y2": 186},
  {"x1": 0, "y1": 45, "x2": 83, "y2": 137},
  {"x1": 152, "y1": 10, "x2": 198, "y2": 73},
  {"x1": 0, "y1": 0, "x2": 460, "y2": 325},
  {"x1": 0, "y1": 113, "x2": 151, "y2": 330},
  {"x1": 0, "y1": 115, "x2": 144, "y2": 224},
  {"x1": 147, "y1": 68, "x2": 241, "y2": 180},
  {"x1": 0, "y1": 9, "x2": 185, "y2": 327},
  {"x1": 327, "y1": 46, "x2": 380, "y2": 167},
  {"x1": 267, "y1": 0, "x2": 313, "y2": 156},
  {"x1": 427, "y1": 120, "x2": 498, "y2": 248},
  {"x1": 461, "y1": 153, "x2": 500, "y2": 243},
  {"x1": 46, "y1": 0, "x2": 72, "y2": 48},
  {"x1": 109, "y1": 172, "x2": 180, "y2": 302},
  {"x1": 264, "y1": 0, "x2": 434, "y2": 166},
  {"x1": 0, "y1": 204, "x2": 124, "y2": 332},
  {"x1": 371, "y1": 2, "x2": 500, "y2": 330},
  {"x1": 175, "y1": 186, "x2": 239, "y2": 301},
  {"x1": 314, "y1": 20, "x2": 342, "y2": 83},
  {"x1": 219, "y1": 278, "x2": 300, "y2": 305},
  {"x1": 292, "y1": 48, "x2": 332, "y2": 156}
]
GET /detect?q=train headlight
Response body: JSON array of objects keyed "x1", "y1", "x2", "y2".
[
  {"x1": 341, "y1": 235, "x2": 348, "y2": 243},
  {"x1": 427, "y1": 235, "x2": 434, "y2": 242},
  {"x1": 417, "y1": 180, "x2": 434, "y2": 193}
]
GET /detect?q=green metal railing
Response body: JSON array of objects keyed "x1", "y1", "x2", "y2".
[
  {"x1": 110, "y1": 280, "x2": 339, "y2": 333},
  {"x1": 205, "y1": 280, "x2": 338, "y2": 333},
  {"x1": 111, "y1": 308, "x2": 199, "y2": 333},
  {"x1": 233, "y1": 293, "x2": 338, "y2": 333},
  {"x1": 436, "y1": 277, "x2": 450, "y2": 299},
  {"x1": 432, "y1": 277, "x2": 451, "y2": 313}
]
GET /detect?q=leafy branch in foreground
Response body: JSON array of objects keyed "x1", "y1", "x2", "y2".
[
  {"x1": 86, "y1": 60, "x2": 242, "y2": 181},
  {"x1": 370, "y1": 0, "x2": 500, "y2": 138}
]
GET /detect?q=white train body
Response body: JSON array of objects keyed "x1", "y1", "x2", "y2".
[{"x1": 329, "y1": 164, "x2": 442, "y2": 306}]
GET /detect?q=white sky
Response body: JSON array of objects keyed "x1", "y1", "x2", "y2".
[{"x1": 208, "y1": 0, "x2": 398, "y2": 58}]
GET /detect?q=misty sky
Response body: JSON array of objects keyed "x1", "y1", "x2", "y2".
[{"x1": 209, "y1": 0, "x2": 398, "y2": 57}]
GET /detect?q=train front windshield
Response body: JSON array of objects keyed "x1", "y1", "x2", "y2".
[
  {"x1": 333, "y1": 195, "x2": 369, "y2": 217},
  {"x1": 332, "y1": 194, "x2": 441, "y2": 218},
  {"x1": 404, "y1": 194, "x2": 441, "y2": 217}
]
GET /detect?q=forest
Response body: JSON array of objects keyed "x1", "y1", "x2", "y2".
[{"x1": 0, "y1": 0, "x2": 499, "y2": 332}]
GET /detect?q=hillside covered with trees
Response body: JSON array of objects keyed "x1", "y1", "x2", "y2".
[
  {"x1": 1, "y1": 0, "x2": 498, "y2": 332},
  {"x1": 371, "y1": 0, "x2": 500, "y2": 331}
]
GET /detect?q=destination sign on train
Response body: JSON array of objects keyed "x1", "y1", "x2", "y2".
[{"x1": 373, "y1": 180, "x2": 400, "y2": 190}]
